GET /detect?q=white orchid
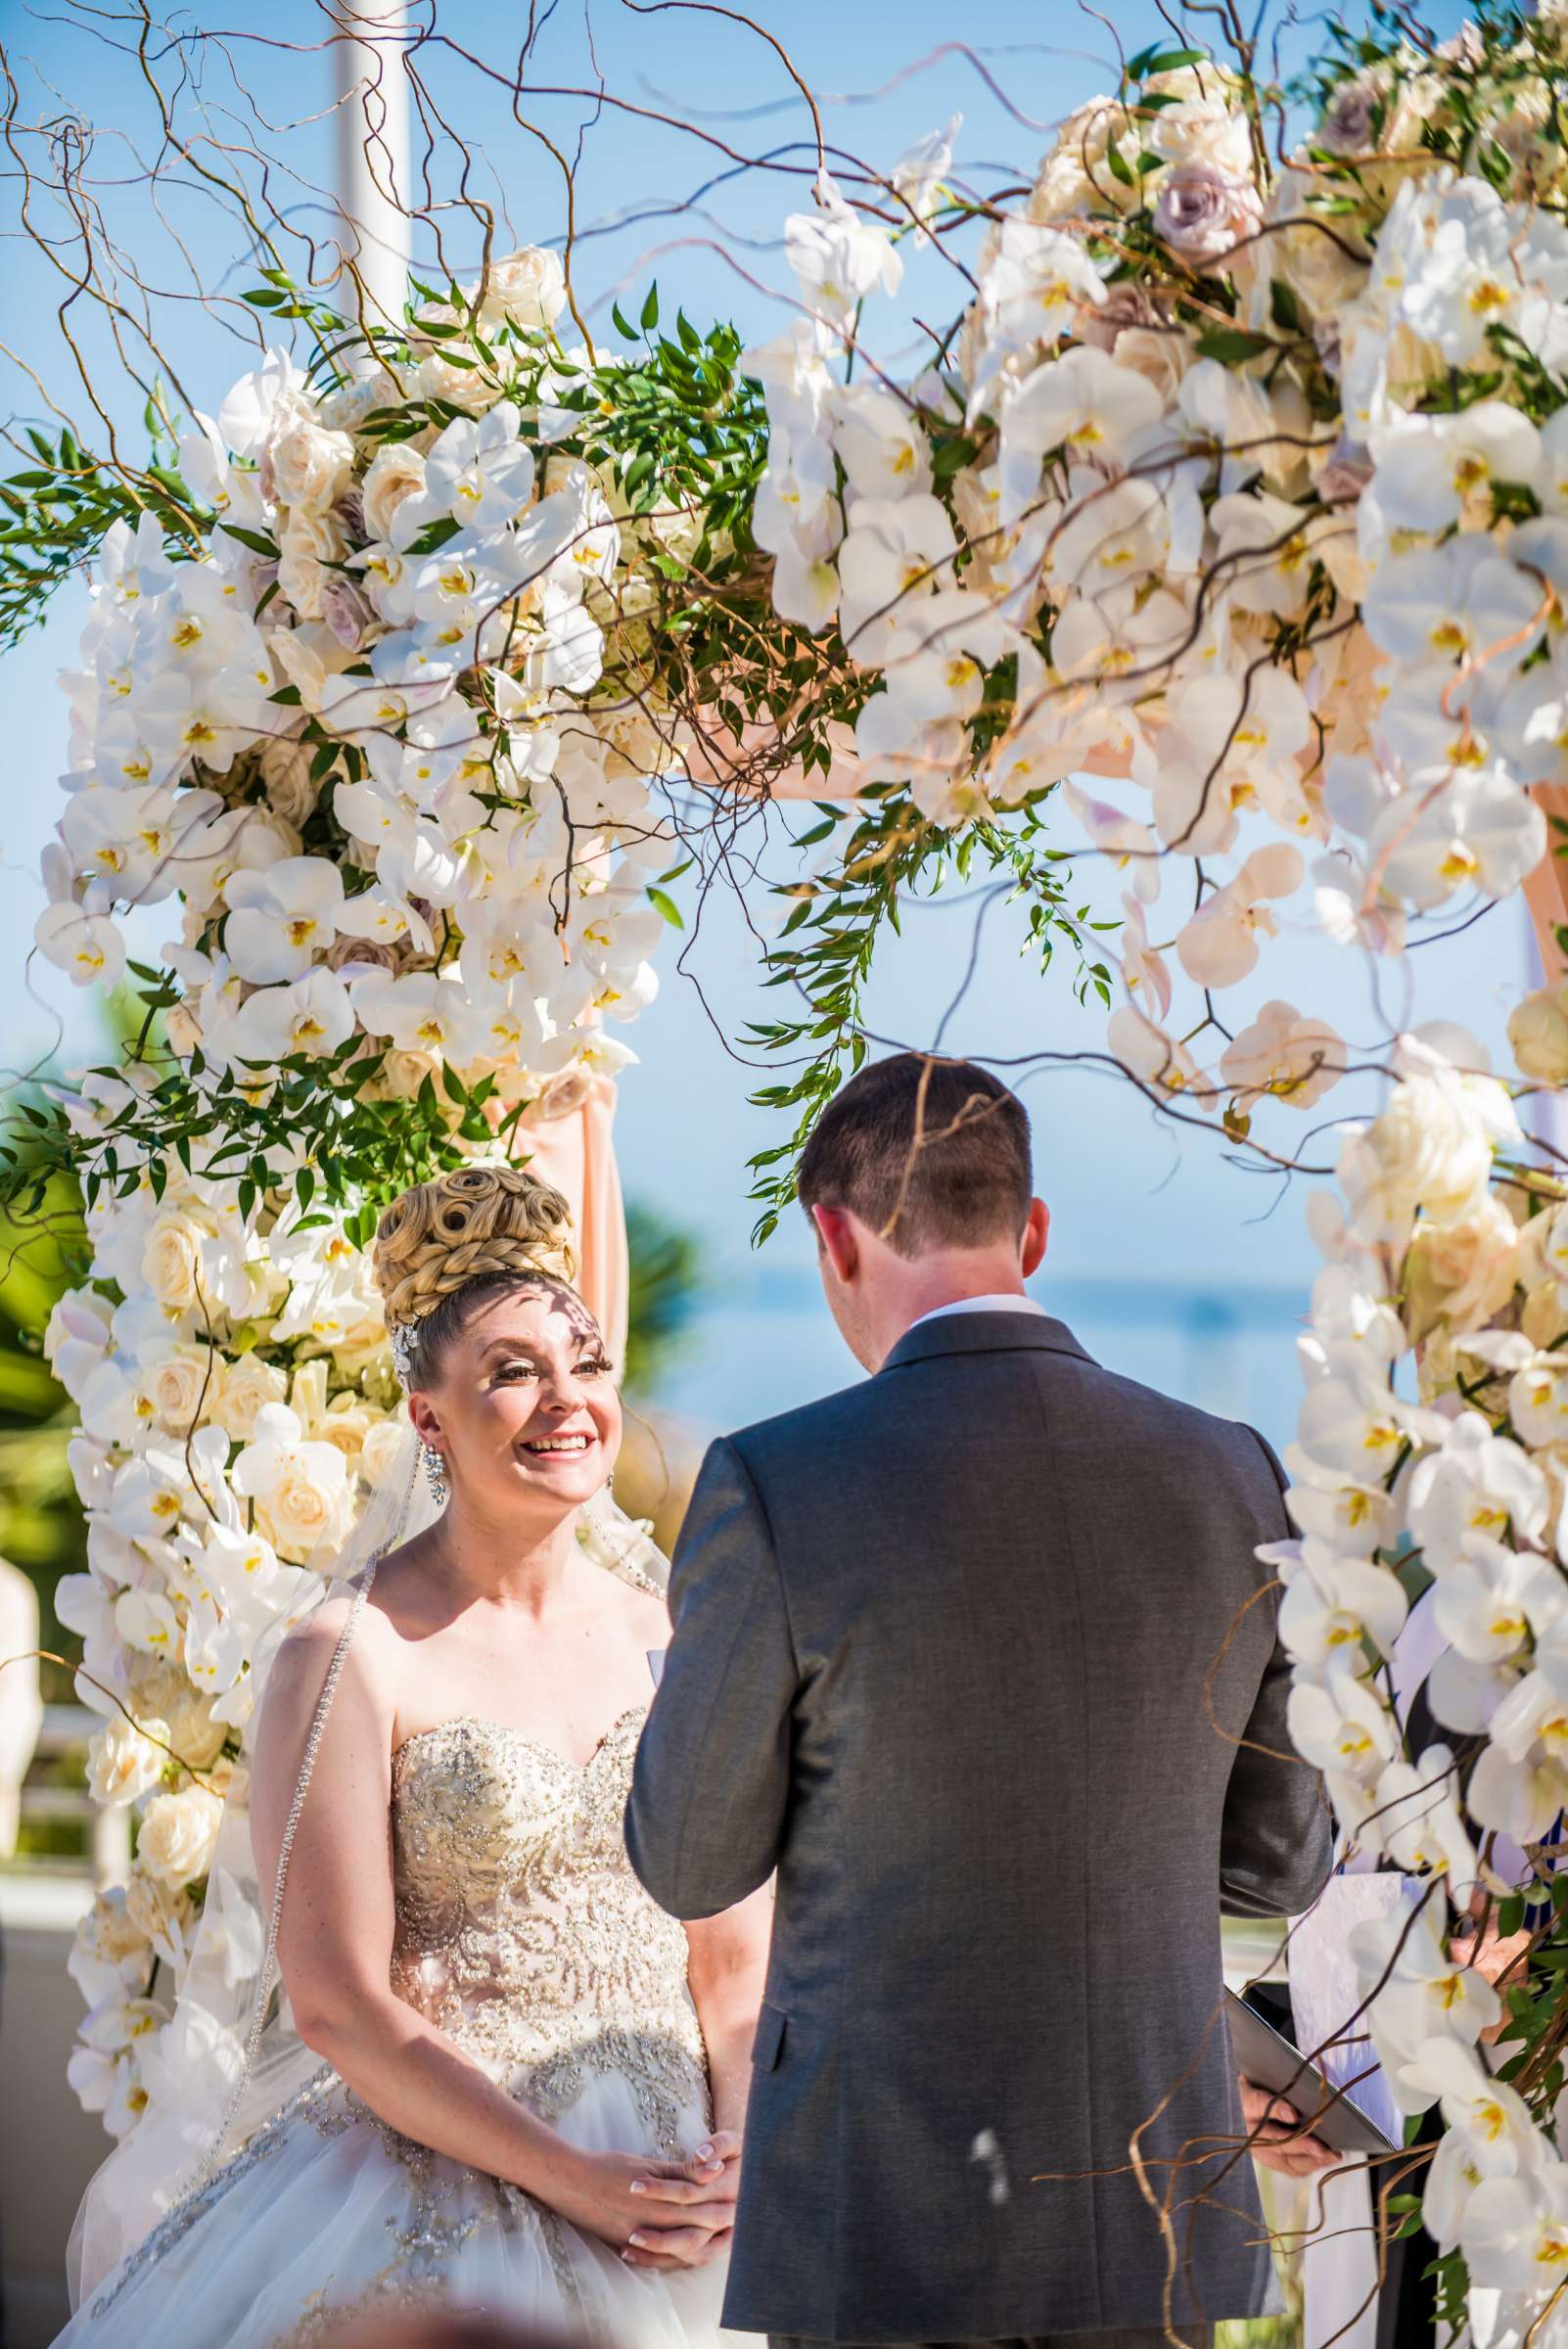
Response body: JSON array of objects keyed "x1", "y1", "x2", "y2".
[
  {"x1": 1368, "y1": 764, "x2": 1546, "y2": 910},
  {"x1": 1105, "y1": 1002, "x2": 1214, "y2": 1108},
  {"x1": 34, "y1": 899, "x2": 127, "y2": 989},
  {"x1": 348, "y1": 969, "x2": 487, "y2": 1065},
  {"x1": 1373, "y1": 400, "x2": 1542, "y2": 533},
  {"x1": 413, "y1": 400, "x2": 535, "y2": 537},
  {"x1": 224, "y1": 968, "x2": 356, "y2": 1066},
  {"x1": 1364, "y1": 537, "x2": 1547, "y2": 672},
  {"x1": 1407, "y1": 1414, "x2": 1550, "y2": 1574},
  {"x1": 1176, "y1": 845, "x2": 1304, "y2": 990},
  {"x1": 969, "y1": 221, "x2": 1109, "y2": 407},
  {"x1": 891, "y1": 115, "x2": 961, "y2": 236},
  {"x1": 997, "y1": 347, "x2": 1163, "y2": 518},
  {"x1": 223, "y1": 855, "x2": 344, "y2": 985},
  {"x1": 1463, "y1": 2164, "x2": 1568, "y2": 2293},
  {"x1": 1274, "y1": 1538, "x2": 1409, "y2": 1673},
  {"x1": 1350, "y1": 1900, "x2": 1501, "y2": 2074},
  {"x1": 1433, "y1": 1539, "x2": 1563, "y2": 1666},
  {"x1": 216, "y1": 346, "x2": 307, "y2": 461},
  {"x1": 1222, "y1": 1001, "x2": 1347, "y2": 1113},
  {"x1": 1287, "y1": 1672, "x2": 1401, "y2": 1787},
  {"x1": 833, "y1": 386, "x2": 934, "y2": 499},
  {"x1": 785, "y1": 170, "x2": 902, "y2": 332}
]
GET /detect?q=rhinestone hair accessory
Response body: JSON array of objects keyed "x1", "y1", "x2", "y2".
[{"x1": 390, "y1": 1320, "x2": 418, "y2": 1391}]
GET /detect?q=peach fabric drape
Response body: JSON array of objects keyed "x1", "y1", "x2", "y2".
[
  {"x1": 1525, "y1": 783, "x2": 1568, "y2": 984},
  {"x1": 516, "y1": 1078, "x2": 629, "y2": 1366}
]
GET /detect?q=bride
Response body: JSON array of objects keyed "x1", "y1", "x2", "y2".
[{"x1": 57, "y1": 1164, "x2": 771, "y2": 2346}]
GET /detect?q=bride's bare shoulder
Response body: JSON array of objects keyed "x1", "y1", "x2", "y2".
[
  {"x1": 608, "y1": 1575, "x2": 671, "y2": 1643},
  {"x1": 260, "y1": 1585, "x2": 403, "y2": 1731}
]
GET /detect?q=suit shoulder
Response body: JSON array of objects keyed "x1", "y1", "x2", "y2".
[
  {"x1": 722, "y1": 1376, "x2": 882, "y2": 1473},
  {"x1": 1065, "y1": 1359, "x2": 1282, "y2": 1496}
]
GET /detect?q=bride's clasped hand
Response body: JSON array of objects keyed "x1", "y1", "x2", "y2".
[{"x1": 56, "y1": 1165, "x2": 769, "y2": 2348}]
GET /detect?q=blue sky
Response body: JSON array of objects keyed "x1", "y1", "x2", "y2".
[{"x1": 0, "y1": 0, "x2": 1495, "y2": 1444}]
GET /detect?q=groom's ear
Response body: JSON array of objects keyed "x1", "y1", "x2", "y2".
[
  {"x1": 810, "y1": 1203, "x2": 858, "y2": 1285},
  {"x1": 1020, "y1": 1198, "x2": 1049, "y2": 1278}
]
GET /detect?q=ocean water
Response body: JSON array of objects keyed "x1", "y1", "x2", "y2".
[{"x1": 654, "y1": 1267, "x2": 1312, "y2": 1456}]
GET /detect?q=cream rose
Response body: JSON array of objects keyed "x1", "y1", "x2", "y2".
[
  {"x1": 267, "y1": 417, "x2": 354, "y2": 514},
  {"x1": 161, "y1": 1685, "x2": 230, "y2": 1774},
  {"x1": 165, "y1": 998, "x2": 203, "y2": 1058},
  {"x1": 258, "y1": 737, "x2": 322, "y2": 830},
  {"x1": 210, "y1": 1351, "x2": 290, "y2": 1440},
  {"x1": 86, "y1": 1715, "x2": 169, "y2": 1808},
  {"x1": 135, "y1": 1784, "x2": 224, "y2": 1889},
  {"x1": 1028, "y1": 100, "x2": 1127, "y2": 223},
  {"x1": 1341, "y1": 1075, "x2": 1495, "y2": 1243},
  {"x1": 123, "y1": 1865, "x2": 199, "y2": 1956},
  {"x1": 146, "y1": 1346, "x2": 216, "y2": 1431},
  {"x1": 361, "y1": 442, "x2": 429, "y2": 544},
  {"x1": 1268, "y1": 171, "x2": 1370, "y2": 320},
  {"x1": 376, "y1": 1048, "x2": 441, "y2": 1101},
  {"x1": 1111, "y1": 324, "x2": 1190, "y2": 404},
  {"x1": 278, "y1": 509, "x2": 346, "y2": 622},
  {"x1": 75, "y1": 1887, "x2": 150, "y2": 1973},
  {"x1": 358, "y1": 1415, "x2": 412, "y2": 1489},
  {"x1": 142, "y1": 1212, "x2": 204, "y2": 1313},
  {"x1": 1509, "y1": 983, "x2": 1568, "y2": 1084},
  {"x1": 1143, "y1": 72, "x2": 1255, "y2": 177},
  {"x1": 416, "y1": 349, "x2": 490, "y2": 412},
  {"x1": 479, "y1": 246, "x2": 568, "y2": 331},
  {"x1": 1403, "y1": 1192, "x2": 1521, "y2": 1344},
  {"x1": 233, "y1": 1410, "x2": 352, "y2": 1566}
]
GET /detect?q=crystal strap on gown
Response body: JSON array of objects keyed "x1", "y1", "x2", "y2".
[{"x1": 61, "y1": 1707, "x2": 723, "y2": 2349}]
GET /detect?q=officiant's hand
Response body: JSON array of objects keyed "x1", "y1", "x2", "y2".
[
  {"x1": 1239, "y1": 2079, "x2": 1340, "y2": 2178},
  {"x1": 620, "y1": 2129, "x2": 743, "y2": 2270}
]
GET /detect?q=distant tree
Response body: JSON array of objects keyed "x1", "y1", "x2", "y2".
[{"x1": 623, "y1": 1201, "x2": 705, "y2": 1400}]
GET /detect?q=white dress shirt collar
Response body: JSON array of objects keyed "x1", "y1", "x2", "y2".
[{"x1": 905, "y1": 1293, "x2": 1048, "y2": 1333}]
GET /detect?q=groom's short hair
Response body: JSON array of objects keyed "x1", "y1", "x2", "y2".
[{"x1": 797, "y1": 1053, "x2": 1033, "y2": 1256}]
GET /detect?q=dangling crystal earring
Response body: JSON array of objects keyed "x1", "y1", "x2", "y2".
[{"x1": 423, "y1": 1443, "x2": 449, "y2": 1508}]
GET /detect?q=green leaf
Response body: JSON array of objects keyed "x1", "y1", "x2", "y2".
[
  {"x1": 1106, "y1": 141, "x2": 1134, "y2": 187},
  {"x1": 1193, "y1": 327, "x2": 1273, "y2": 364},
  {"x1": 218, "y1": 522, "x2": 281, "y2": 558},
  {"x1": 1269, "y1": 279, "x2": 1304, "y2": 334},
  {"x1": 640, "y1": 283, "x2": 660, "y2": 333},
  {"x1": 403, "y1": 515, "x2": 461, "y2": 558},
  {"x1": 611, "y1": 302, "x2": 636, "y2": 340},
  {"x1": 1128, "y1": 42, "x2": 1208, "y2": 76},
  {"x1": 647, "y1": 886, "x2": 684, "y2": 931}
]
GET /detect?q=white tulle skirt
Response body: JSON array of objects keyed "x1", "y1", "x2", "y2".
[{"x1": 58, "y1": 2061, "x2": 734, "y2": 2349}]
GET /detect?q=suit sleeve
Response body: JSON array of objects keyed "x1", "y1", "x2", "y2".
[
  {"x1": 1220, "y1": 1429, "x2": 1334, "y2": 1919},
  {"x1": 625, "y1": 1436, "x2": 800, "y2": 1921}
]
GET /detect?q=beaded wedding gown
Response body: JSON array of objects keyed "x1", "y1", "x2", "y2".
[{"x1": 60, "y1": 1703, "x2": 731, "y2": 2348}]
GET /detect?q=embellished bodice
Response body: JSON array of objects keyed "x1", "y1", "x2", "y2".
[{"x1": 387, "y1": 1707, "x2": 709, "y2": 2152}]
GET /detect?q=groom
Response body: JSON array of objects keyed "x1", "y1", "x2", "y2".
[{"x1": 626, "y1": 1052, "x2": 1330, "y2": 2349}]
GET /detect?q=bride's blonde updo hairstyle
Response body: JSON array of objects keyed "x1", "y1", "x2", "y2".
[{"x1": 374, "y1": 1164, "x2": 584, "y2": 1388}]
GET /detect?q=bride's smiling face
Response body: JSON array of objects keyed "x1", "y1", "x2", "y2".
[{"x1": 407, "y1": 1280, "x2": 621, "y2": 1517}]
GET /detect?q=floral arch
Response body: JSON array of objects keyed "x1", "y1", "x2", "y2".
[{"x1": 11, "y1": 0, "x2": 1568, "y2": 2332}]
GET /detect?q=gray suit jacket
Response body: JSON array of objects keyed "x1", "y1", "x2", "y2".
[{"x1": 625, "y1": 1312, "x2": 1330, "y2": 2343}]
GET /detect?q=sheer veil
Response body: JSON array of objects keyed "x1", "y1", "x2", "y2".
[{"x1": 67, "y1": 1416, "x2": 670, "y2": 2308}]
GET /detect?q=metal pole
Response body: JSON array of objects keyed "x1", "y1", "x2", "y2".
[{"x1": 333, "y1": 3, "x2": 411, "y2": 337}]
